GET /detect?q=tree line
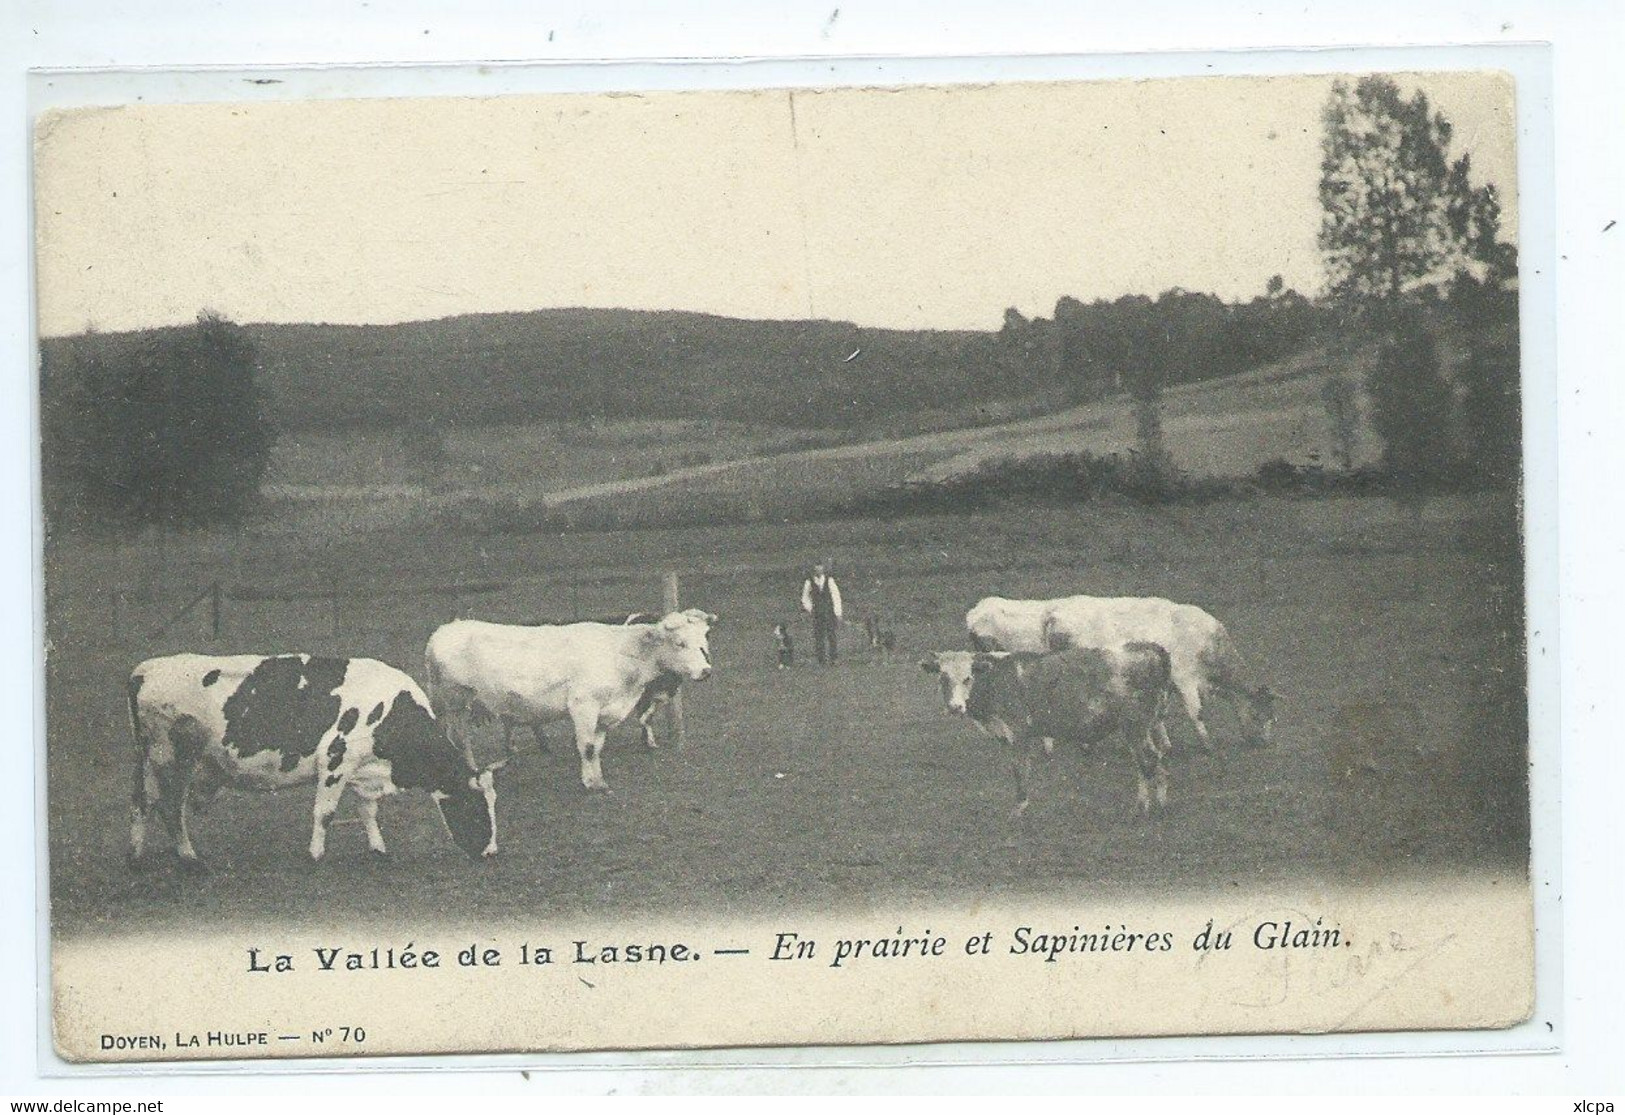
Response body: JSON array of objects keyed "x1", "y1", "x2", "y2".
[{"x1": 38, "y1": 74, "x2": 1520, "y2": 531}]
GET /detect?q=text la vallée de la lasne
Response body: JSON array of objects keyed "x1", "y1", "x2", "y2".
[{"x1": 242, "y1": 917, "x2": 1346, "y2": 974}]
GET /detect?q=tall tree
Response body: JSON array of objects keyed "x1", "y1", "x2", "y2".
[
  {"x1": 1318, "y1": 75, "x2": 1518, "y2": 492},
  {"x1": 1365, "y1": 304, "x2": 1458, "y2": 487},
  {"x1": 1318, "y1": 75, "x2": 1503, "y2": 300},
  {"x1": 41, "y1": 311, "x2": 275, "y2": 529},
  {"x1": 1446, "y1": 153, "x2": 1518, "y2": 288}
]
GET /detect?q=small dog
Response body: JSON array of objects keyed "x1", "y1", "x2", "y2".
[
  {"x1": 773, "y1": 623, "x2": 794, "y2": 668},
  {"x1": 865, "y1": 614, "x2": 897, "y2": 655}
]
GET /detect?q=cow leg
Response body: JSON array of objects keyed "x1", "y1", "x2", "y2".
[
  {"x1": 1125, "y1": 724, "x2": 1169, "y2": 817},
  {"x1": 1174, "y1": 674, "x2": 1212, "y2": 752},
  {"x1": 170, "y1": 783, "x2": 206, "y2": 871},
  {"x1": 1154, "y1": 719, "x2": 1175, "y2": 757},
  {"x1": 187, "y1": 762, "x2": 226, "y2": 814},
  {"x1": 492, "y1": 715, "x2": 541, "y2": 758},
  {"x1": 628, "y1": 688, "x2": 661, "y2": 749},
  {"x1": 173, "y1": 785, "x2": 203, "y2": 866},
  {"x1": 157, "y1": 717, "x2": 208, "y2": 869},
  {"x1": 348, "y1": 765, "x2": 395, "y2": 856},
  {"x1": 128, "y1": 749, "x2": 160, "y2": 868},
  {"x1": 639, "y1": 701, "x2": 661, "y2": 749},
  {"x1": 1148, "y1": 684, "x2": 1176, "y2": 758},
  {"x1": 440, "y1": 710, "x2": 478, "y2": 772},
  {"x1": 569, "y1": 702, "x2": 610, "y2": 791},
  {"x1": 150, "y1": 768, "x2": 201, "y2": 869},
  {"x1": 308, "y1": 774, "x2": 347, "y2": 860},
  {"x1": 355, "y1": 793, "x2": 387, "y2": 856},
  {"x1": 583, "y1": 729, "x2": 609, "y2": 790},
  {"x1": 1009, "y1": 743, "x2": 1034, "y2": 819},
  {"x1": 434, "y1": 688, "x2": 482, "y2": 770}
]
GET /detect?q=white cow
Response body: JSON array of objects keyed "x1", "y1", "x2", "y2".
[
  {"x1": 425, "y1": 609, "x2": 716, "y2": 791},
  {"x1": 965, "y1": 596, "x2": 1054, "y2": 653},
  {"x1": 126, "y1": 653, "x2": 502, "y2": 866},
  {"x1": 965, "y1": 595, "x2": 1276, "y2": 751},
  {"x1": 503, "y1": 611, "x2": 675, "y2": 755},
  {"x1": 1042, "y1": 596, "x2": 1275, "y2": 751}
]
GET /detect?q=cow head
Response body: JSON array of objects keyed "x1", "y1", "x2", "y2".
[
  {"x1": 654, "y1": 610, "x2": 716, "y2": 681},
  {"x1": 1238, "y1": 686, "x2": 1278, "y2": 747},
  {"x1": 921, "y1": 651, "x2": 998, "y2": 715},
  {"x1": 432, "y1": 759, "x2": 504, "y2": 860}
]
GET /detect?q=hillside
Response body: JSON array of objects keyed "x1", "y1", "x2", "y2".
[
  {"x1": 41, "y1": 308, "x2": 994, "y2": 432},
  {"x1": 405, "y1": 347, "x2": 1374, "y2": 534},
  {"x1": 40, "y1": 285, "x2": 1342, "y2": 439}
]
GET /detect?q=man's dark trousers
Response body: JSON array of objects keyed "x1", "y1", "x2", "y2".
[{"x1": 809, "y1": 579, "x2": 839, "y2": 664}]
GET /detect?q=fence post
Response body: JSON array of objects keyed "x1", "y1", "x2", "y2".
[
  {"x1": 663, "y1": 571, "x2": 685, "y2": 749},
  {"x1": 210, "y1": 581, "x2": 223, "y2": 639}
]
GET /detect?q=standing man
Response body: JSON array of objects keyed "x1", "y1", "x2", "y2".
[{"x1": 800, "y1": 560, "x2": 844, "y2": 665}]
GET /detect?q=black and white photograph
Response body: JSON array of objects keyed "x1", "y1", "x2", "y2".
[{"x1": 34, "y1": 64, "x2": 1540, "y2": 1061}]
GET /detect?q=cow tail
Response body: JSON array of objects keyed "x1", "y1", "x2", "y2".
[{"x1": 126, "y1": 674, "x2": 148, "y2": 810}]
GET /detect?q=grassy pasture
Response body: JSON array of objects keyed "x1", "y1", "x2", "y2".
[
  {"x1": 267, "y1": 417, "x2": 861, "y2": 495},
  {"x1": 45, "y1": 495, "x2": 1527, "y2": 936},
  {"x1": 253, "y1": 353, "x2": 1367, "y2": 535}
]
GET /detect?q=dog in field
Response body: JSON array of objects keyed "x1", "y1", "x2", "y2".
[
  {"x1": 865, "y1": 614, "x2": 897, "y2": 656},
  {"x1": 773, "y1": 623, "x2": 794, "y2": 668}
]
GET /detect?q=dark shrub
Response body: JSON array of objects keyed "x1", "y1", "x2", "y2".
[{"x1": 41, "y1": 311, "x2": 275, "y2": 531}]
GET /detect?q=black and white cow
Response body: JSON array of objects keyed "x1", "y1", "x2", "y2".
[
  {"x1": 126, "y1": 653, "x2": 502, "y2": 867},
  {"x1": 921, "y1": 644, "x2": 1174, "y2": 818},
  {"x1": 426, "y1": 609, "x2": 716, "y2": 791}
]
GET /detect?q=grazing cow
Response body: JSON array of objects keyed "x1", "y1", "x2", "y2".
[
  {"x1": 921, "y1": 644, "x2": 1174, "y2": 817},
  {"x1": 126, "y1": 653, "x2": 502, "y2": 867},
  {"x1": 1040, "y1": 596, "x2": 1275, "y2": 751},
  {"x1": 965, "y1": 596, "x2": 1053, "y2": 653},
  {"x1": 426, "y1": 609, "x2": 716, "y2": 791}
]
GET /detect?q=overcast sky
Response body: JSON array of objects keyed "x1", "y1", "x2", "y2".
[{"x1": 33, "y1": 71, "x2": 1516, "y2": 337}]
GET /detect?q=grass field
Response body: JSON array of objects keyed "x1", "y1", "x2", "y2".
[
  {"x1": 44, "y1": 493, "x2": 1528, "y2": 936},
  {"x1": 254, "y1": 351, "x2": 1371, "y2": 534}
]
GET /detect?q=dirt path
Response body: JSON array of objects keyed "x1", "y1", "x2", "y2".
[{"x1": 537, "y1": 360, "x2": 1334, "y2": 507}]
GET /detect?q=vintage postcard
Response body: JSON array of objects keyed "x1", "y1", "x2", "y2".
[{"x1": 35, "y1": 67, "x2": 1537, "y2": 1063}]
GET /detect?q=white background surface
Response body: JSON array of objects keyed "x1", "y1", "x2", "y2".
[{"x1": 3, "y1": 0, "x2": 1621, "y2": 1098}]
